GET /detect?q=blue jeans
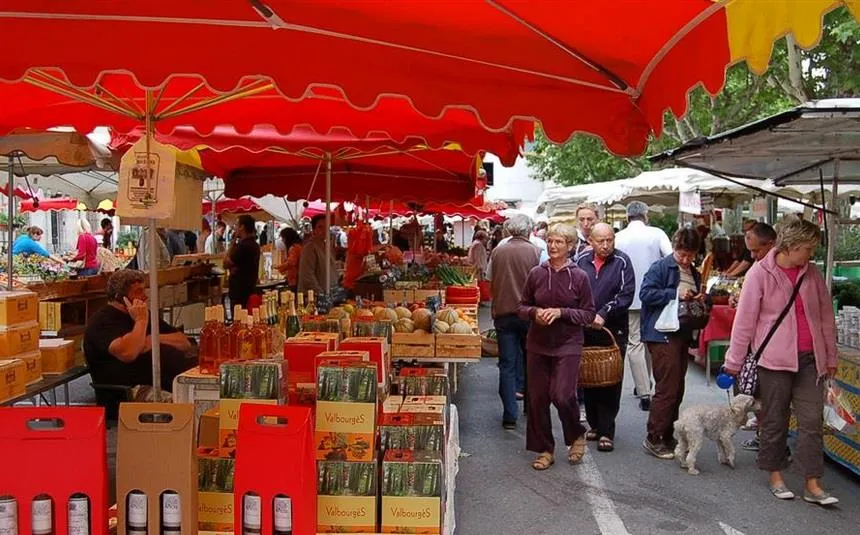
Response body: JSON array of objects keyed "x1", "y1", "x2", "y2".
[
  {"x1": 494, "y1": 314, "x2": 528, "y2": 423},
  {"x1": 78, "y1": 267, "x2": 99, "y2": 276}
]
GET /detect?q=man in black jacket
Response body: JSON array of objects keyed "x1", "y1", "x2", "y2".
[{"x1": 576, "y1": 223, "x2": 635, "y2": 452}]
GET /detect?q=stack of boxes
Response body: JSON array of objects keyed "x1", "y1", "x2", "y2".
[{"x1": 0, "y1": 290, "x2": 41, "y2": 401}]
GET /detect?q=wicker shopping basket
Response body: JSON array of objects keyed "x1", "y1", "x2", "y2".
[{"x1": 580, "y1": 327, "x2": 623, "y2": 388}]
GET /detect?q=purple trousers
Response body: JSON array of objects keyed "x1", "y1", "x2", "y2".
[{"x1": 526, "y1": 352, "x2": 586, "y2": 454}]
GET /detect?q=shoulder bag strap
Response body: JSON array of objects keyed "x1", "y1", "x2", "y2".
[{"x1": 752, "y1": 272, "x2": 806, "y2": 362}]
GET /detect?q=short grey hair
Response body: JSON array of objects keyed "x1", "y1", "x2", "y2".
[
  {"x1": 504, "y1": 214, "x2": 532, "y2": 238},
  {"x1": 107, "y1": 269, "x2": 146, "y2": 302},
  {"x1": 626, "y1": 201, "x2": 649, "y2": 220}
]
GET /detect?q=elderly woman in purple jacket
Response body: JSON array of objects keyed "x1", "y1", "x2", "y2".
[{"x1": 519, "y1": 223, "x2": 596, "y2": 470}]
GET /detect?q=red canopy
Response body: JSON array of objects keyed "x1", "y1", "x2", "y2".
[
  {"x1": 0, "y1": 2, "x2": 852, "y2": 155},
  {"x1": 4, "y1": 74, "x2": 530, "y2": 166},
  {"x1": 18, "y1": 197, "x2": 115, "y2": 215},
  {"x1": 112, "y1": 126, "x2": 484, "y2": 203},
  {"x1": 202, "y1": 198, "x2": 262, "y2": 216},
  {"x1": 0, "y1": 183, "x2": 32, "y2": 200}
]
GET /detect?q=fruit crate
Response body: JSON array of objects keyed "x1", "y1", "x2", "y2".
[
  {"x1": 413, "y1": 288, "x2": 444, "y2": 305},
  {"x1": 391, "y1": 331, "x2": 436, "y2": 358},
  {"x1": 383, "y1": 289, "x2": 412, "y2": 305},
  {"x1": 435, "y1": 331, "x2": 481, "y2": 359}
]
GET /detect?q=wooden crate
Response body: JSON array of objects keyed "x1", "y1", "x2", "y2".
[
  {"x1": 392, "y1": 331, "x2": 436, "y2": 358},
  {"x1": 383, "y1": 289, "x2": 411, "y2": 305},
  {"x1": 413, "y1": 288, "x2": 443, "y2": 305},
  {"x1": 435, "y1": 333, "x2": 481, "y2": 359}
]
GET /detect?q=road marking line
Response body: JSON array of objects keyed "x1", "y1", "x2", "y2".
[
  {"x1": 510, "y1": 430, "x2": 630, "y2": 535},
  {"x1": 719, "y1": 522, "x2": 747, "y2": 535}
]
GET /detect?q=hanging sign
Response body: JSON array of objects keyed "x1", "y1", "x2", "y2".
[
  {"x1": 751, "y1": 197, "x2": 768, "y2": 219},
  {"x1": 117, "y1": 136, "x2": 177, "y2": 220},
  {"x1": 678, "y1": 190, "x2": 702, "y2": 215}
]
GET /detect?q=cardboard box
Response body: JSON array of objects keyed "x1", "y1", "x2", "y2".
[
  {"x1": 0, "y1": 358, "x2": 25, "y2": 403},
  {"x1": 0, "y1": 408, "x2": 109, "y2": 533},
  {"x1": 379, "y1": 413, "x2": 445, "y2": 453},
  {"x1": 317, "y1": 458, "x2": 378, "y2": 533},
  {"x1": 1, "y1": 350, "x2": 42, "y2": 386},
  {"x1": 0, "y1": 290, "x2": 38, "y2": 327},
  {"x1": 199, "y1": 408, "x2": 220, "y2": 449},
  {"x1": 284, "y1": 339, "x2": 334, "y2": 374},
  {"x1": 288, "y1": 370, "x2": 315, "y2": 406},
  {"x1": 316, "y1": 362, "x2": 378, "y2": 462},
  {"x1": 381, "y1": 394, "x2": 404, "y2": 415},
  {"x1": 39, "y1": 338, "x2": 76, "y2": 374},
  {"x1": 381, "y1": 450, "x2": 443, "y2": 534},
  {"x1": 198, "y1": 451, "x2": 236, "y2": 533},
  {"x1": 294, "y1": 331, "x2": 340, "y2": 351},
  {"x1": 38, "y1": 301, "x2": 62, "y2": 332},
  {"x1": 147, "y1": 284, "x2": 175, "y2": 308},
  {"x1": 396, "y1": 368, "x2": 449, "y2": 398},
  {"x1": 117, "y1": 403, "x2": 198, "y2": 535},
  {"x1": 235, "y1": 404, "x2": 317, "y2": 535},
  {"x1": 341, "y1": 337, "x2": 390, "y2": 387},
  {"x1": 0, "y1": 321, "x2": 40, "y2": 357},
  {"x1": 314, "y1": 350, "x2": 370, "y2": 384},
  {"x1": 218, "y1": 360, "x2": 288, "y2": 456}
]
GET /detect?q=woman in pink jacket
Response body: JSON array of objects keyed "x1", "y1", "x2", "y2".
[{"x1": 725, "y1": 219, "x2": 838, "y2": 506}]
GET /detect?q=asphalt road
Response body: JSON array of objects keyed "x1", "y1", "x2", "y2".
[{"x1": 453, "y1": 312, "x2": 858, "y2": 535}]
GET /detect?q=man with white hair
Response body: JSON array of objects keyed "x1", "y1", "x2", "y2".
[
  {"x1": 489, "y1": 214, "x2": 541, "y2": 429},
  {"x1": 615, "y1": 201, "x2": 672, "y2": 411}
]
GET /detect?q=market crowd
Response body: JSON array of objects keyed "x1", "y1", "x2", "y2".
[{"x1": 479, "y1": 202, "x2": 839, "y2": 505}]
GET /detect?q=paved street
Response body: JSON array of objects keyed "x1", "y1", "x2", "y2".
[{"x1": 453, "y1": 313, "x2": 858, "y2": 535}]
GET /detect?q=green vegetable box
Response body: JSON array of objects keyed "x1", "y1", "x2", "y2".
[{"x1": 381, "y1": 450, "x2": 445, "y2": 534}]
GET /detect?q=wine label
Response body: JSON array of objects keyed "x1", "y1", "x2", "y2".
[
  {"x1": 273, "y1": 496, "x2": 292, "y2": 531},
  {"x1": 31, "y1": 497, "x2": 52, "y2": 534},
  {"x1": 162, "y1": 492, "x2": 181, "y2": 527},
  {"x1": 243, "y1": 494, "x2": 261, "y2": 530},
  {"x1": 68, "y1": 497, "x2": 90, "y2": 535},
  {"x1": 0, "y1": 497, "x2": 17, "y2": 535},
  {"x1": 127, "y1": 492, "x2": 147, "y2": 527}
]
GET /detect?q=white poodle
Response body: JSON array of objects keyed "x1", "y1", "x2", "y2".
[{"x1": 673, "y1": 394, "x2": 760, "y2": 475}]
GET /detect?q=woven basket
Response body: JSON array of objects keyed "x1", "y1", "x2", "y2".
[
  {"x1": 580, "y1": 328, "x2": 623, "y2": 388},
  {"x1": 481, "y1": 330, "x2": 499, "y2": 358}
]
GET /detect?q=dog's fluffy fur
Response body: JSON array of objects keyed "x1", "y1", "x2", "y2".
[{"x1": 673, "y1": 394, "x2": 759, "y2": 475}]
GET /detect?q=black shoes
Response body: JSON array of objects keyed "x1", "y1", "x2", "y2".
[{"x1": 639, "y1": 396, "x2": 652, "y2": 411}]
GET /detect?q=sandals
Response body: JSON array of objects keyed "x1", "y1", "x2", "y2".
[
  {"x1": 531, "y1": 452, "x2": 554, "y2": 471},
  {"x1": 568, "y1": 437, "x2": 587, "y2": 464},
  {"x1": 597, "y1": 437, "x2": 614, "y2": 452},
  {"x1": 585, "y1": 430, "x2": 599, "y2": 441}
]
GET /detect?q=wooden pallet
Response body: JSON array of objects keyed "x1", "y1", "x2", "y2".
[
  {"x1": 392, "y1": 331, "x2": 436, "y2": 358},
  {"x1": 435, "y1": 333, "x2": 481, "y2": 359}
]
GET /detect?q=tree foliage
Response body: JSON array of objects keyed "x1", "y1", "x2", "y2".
[{"x1": 527, "y1": 7, "x2": 860, "y2": 186}]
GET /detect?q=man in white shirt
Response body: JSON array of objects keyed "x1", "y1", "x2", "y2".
[{"x1": 614, "y1": 201, "x2": 672, "y2": 411}]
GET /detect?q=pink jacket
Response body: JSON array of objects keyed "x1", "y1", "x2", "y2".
[{"x1": 725, "y1": 249, "x2": 837, "y2": 378}]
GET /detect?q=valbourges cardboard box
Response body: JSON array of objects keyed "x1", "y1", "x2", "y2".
[
  {"x1": 39, "y1": 338, "x2": 76, "y2": 374},
  {"x1": 0, "y1": 290, "x2": 38, "y2": 327},
  {"x1": 340, "y1": 336, "x2": 391, "y2": 387},
  {"x1": 317, "y1": 457, "x2": 378, "y2": 533},
  {"x1": 381, "y1": 450, "x2": 444, "y2": 535},
  {"x1": 316, "y1": 362, "x2": 378, "y2": 462},
  {"x1": 117, "y1": 403, "x2": 198, "y2": 535},
  {"x1": 0, "y1": 358, "x2": 25, "y2": 403},
  {"x1": 0, "y1": 321, "x2": 40, "y2": 358},
  {"x1": 197, "y1": 448, "x2": 236, "y2": 533}
]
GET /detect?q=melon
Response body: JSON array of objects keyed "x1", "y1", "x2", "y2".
[
  {"x1": 395, "y1": 306, "x2": 412, "y2": 320},
  {"x1": 394, "y1": 318, "x2": 415, "y2": 333},
  {"x1": 436, "y1": 308, "x2": 459, "y2": 325},
  {"x1": 414, "y1": 329, "x2": 429, "y2": 335},
  {"x1": 328, "y1": 307, "x2": 348, "y2": 319},
  {"x1": 449, "y1": 321, "x2": 473, "y2": 334},
  {"x1": 411, "y1": 308, "x2": 433, "y2": 331},
  {"x1": 355, "y1": 309, "x2": 374, "y2": 319},
  {"x1": 375, "y1": 308, "x2": 399, "y2": 322},
  {"x1": 433, "y1": 320, "x2": 450, "y2": 334}
]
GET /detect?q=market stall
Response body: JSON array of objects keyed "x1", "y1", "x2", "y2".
[{"x1": 653, "y1": 98, "x2": 860, "y2": 475}]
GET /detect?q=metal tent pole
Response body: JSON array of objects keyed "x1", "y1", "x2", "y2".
[
  {"x1": 144, "y1": 90, "x2": 162, "y2": 398},
  {"x1": 325, "y1": 153, "x2": 332, "y2": 294},
  {"x1": 6, "y1": 156, "x2": 14, "y2": 290},
  {"x1": 825, "y1": 159, "x2": 840, "y2": 292}
]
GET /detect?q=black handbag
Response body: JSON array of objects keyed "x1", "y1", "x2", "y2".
[
  {"x1": 737, "y1": 273, "x2": 806, "y2": 396},
  {"x1": 678, "y1": 299, "x2": 710, "y2": 330}
]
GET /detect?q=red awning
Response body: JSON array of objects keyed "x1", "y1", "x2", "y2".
[
  {"x1": 0, "y1": 183, "x2": 32, "y2": 200},
  {"x1": 0, "y1": 2, "x2": 852, "y2": 155},
  {"x1": 202, "y1": 198, "x2": 261, "y2": 216},
  {"x1": 112, "y1": 126, "x2": 484, "y2": 203}
]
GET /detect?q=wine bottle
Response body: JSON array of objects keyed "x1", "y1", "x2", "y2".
[
  {"x1": 239, "y1": 315, "x2": 256, "y2": 360},
  {"x1": 307, "y1": 290, "x2": 317, "y2": 316},
  {"x1": 0, "y1": 496, "x2": 18, "y2": 535},
  {"x1": 126, "y1": 491, "x2": 147, "y2": 535},
  {"x1": 273, "y1": 495, "x2": 292, "y2": 535},
  {"x1": 31, "y1": 494, "x2": 53, "y2": 535},
  {"x1": 68, "y1": 494, "x2": 90, "y2": 535},
  {"x1": 242, "y1": 494, "x2": 261, "y2": 535},
  {"x1": 160, "y1": 492, "x2": 181, "y2": 534}
]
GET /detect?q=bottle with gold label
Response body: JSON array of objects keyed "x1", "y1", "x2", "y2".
[{"x1": 238, "y1": 315, "x2": 256, "y2": 360}]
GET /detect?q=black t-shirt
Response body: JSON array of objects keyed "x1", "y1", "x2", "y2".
[
  {"x1": 741, "y1": 247, "x2": 753, "y2": 264},
  {"x1": 228, "y1": 237, "x2": 261, "y2": 301},
  {"x1": 83, "y1": 305, "x2": 184, "y2": 389}
]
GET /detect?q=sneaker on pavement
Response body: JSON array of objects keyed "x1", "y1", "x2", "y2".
[
  {"x1": 742, "y1": 437, "x2": 760, "y2": 451},
  {"x1": 803, "y1": 491, "x2": 839, "y2": 506},
  {"x1": 502, "y1": 420, "x2": 517, "y2": 430},
  {"x1": 642, "y1": 438, "x2": 675, "y2": 460}
]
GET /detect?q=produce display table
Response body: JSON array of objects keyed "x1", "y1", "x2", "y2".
[
  {"x1": 0, "y1": 365, "x2": 89, "y2": 406},
  {"x1": 825, "y1": 346, "x2": 860, "y2": 476}
]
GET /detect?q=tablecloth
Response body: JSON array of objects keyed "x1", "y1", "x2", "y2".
[{"x1": 698, "y1": 305, "x2": 736, "y2": 356}]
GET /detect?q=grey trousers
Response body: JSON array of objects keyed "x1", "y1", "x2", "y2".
[
  {"x1": 757, "y1": 352, "x2": 825, "y2": 478},
  {"x1": 627, "y1": 311, "x2": 652, "y2": 397}
]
